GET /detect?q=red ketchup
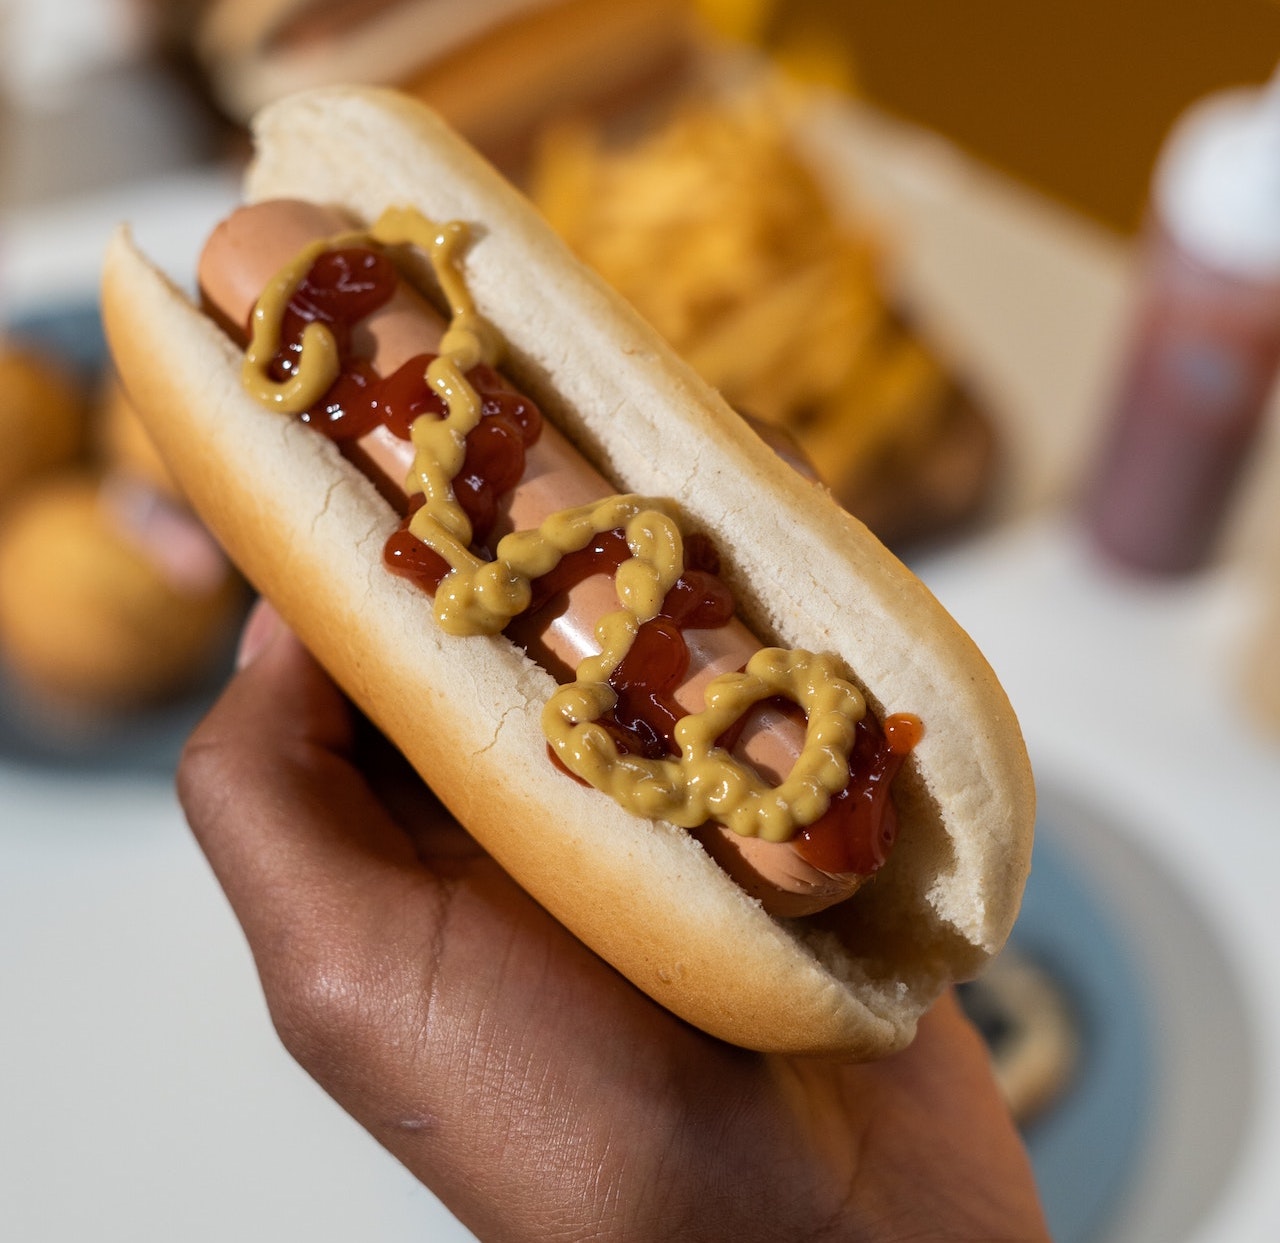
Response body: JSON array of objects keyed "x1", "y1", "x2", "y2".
[{"x1": 273, "y1": 244, "x2": 917, "y2": 880}]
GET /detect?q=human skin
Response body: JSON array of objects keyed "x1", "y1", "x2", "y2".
[{"x1": 177, "y1": 599, "x2": 1051, "y2": 1243}]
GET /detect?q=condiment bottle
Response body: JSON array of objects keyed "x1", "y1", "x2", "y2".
[{"x1": 1088, "y1": 71, "x2": 1280, "y2": 574}]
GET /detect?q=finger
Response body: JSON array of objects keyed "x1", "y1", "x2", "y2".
[
  {"x1": 831, "y1": 990, "x2": 1049, "y2": 1238},
  {"x1": 346, "y1": 715, "x2": 483, "y2": 864},
  {"x1": 239, "y1": 597, "x2": 478, "y2": 863},
  {"x1": 178, "y1": 599, "x2": 444, "y2": 969}
]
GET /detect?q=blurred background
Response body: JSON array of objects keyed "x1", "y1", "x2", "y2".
[{"x1": 2, "y1": 2, "x2": 1279, "y2": 1240}]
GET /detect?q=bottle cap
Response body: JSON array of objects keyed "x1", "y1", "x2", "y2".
[{"x1": 1156, "y1": 66, "x2": 1280, "y2": 278}]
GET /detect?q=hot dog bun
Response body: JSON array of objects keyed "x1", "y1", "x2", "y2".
[
  {"x1": 198, "y1": 0, "x2": 554, "y2": 118},
  {"x1": 198, "y1": 0, "x2": 696, "y2": 164},
  {"x1": 100, "y1": 85, "x2": 1034, "y2": 1057}
]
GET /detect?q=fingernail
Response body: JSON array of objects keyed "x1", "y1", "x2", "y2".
[
  {"x1": 236, "y1": 598, "x2": 282, "y2": 669},
  {"x1": 101, "y1": 477, "x2": 231, "y2": 597}
]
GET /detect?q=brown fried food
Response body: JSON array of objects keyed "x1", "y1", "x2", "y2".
[
  {"x1": 0, "y1": 472, "x2": 240, "y2": 709},
  {"x1": 0, "y1": 346, "x2": 86, "y2": 511}
]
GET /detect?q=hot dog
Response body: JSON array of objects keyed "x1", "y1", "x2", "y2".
[
  {"x1": 198, "y1": 195, "x2": 905, "y2": 918},
  {"x1": 197, "y1": 0, "x2": 696, "y2": 169},
  {"x1": 101, "y1": 86, "x2": 1035, "y2": 1057}
]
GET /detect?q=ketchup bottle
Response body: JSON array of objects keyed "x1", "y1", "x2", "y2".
[{"x1": 1088, "y1": 71, "x2": 1280, "y2": 574}]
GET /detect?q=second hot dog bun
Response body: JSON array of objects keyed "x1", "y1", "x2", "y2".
[
  {"x1": 199, "y1": 0, "x2": 553, "y2": 117},
  {"x1": 198, "y1": 0, "x2": 696, "y2": 164},
  {"x1": 101, "y1": 86, "x2": 1034, "y2": 1058}
]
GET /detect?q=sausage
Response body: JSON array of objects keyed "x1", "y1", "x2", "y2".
[{"x1": 198, "y1": 198, "x2": 884, "y2": 916}]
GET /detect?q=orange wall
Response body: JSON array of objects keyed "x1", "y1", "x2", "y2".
[{"x1": 772, "y1": 1, "x2": 1280, "y2": 232}]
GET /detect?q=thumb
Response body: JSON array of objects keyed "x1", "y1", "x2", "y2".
[{"x1": 178, "y1": 597, "x2": 427, "y2": 962}]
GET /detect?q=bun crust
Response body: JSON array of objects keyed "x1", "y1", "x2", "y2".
[{"x1": 101, "y1": 86, "x2": 1034, "y2": 1057}]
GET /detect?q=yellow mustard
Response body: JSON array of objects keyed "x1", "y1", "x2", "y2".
[
  {"x1": 240, "y1": 206, "x2": 869, "y2": 839},
  {"x1": 242, "y1": 230, "x2": 362, "y2": 409}
]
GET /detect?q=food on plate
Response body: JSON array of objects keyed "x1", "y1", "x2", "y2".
[
  {"x1": 0, "y1": 358, "x2": 240, "y2": 717},
  {"x1": 529, "y1": 84, "x2": 997, "y2": 546},
  {"x1": 0, "y1": 345, "x2": 86, "y2": 511},
  {"x1": 0, "y1": 472, "x2": 240, "y2": 711},
  {"x1": 101, "y1": 86, "x2": 1034, "y2": 1057},
  {"x1": 958, "y1": 949, "x2": 1080, "y2": 1125}
]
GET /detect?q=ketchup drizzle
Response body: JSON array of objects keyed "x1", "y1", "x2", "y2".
[
  {"x1": 275, "y1": 248, "x2": 542, "y2": 560},
  {"x1": 794, "y1": 712, "x2": 921, "y2": 875},
  {"x1": 275, "y1": 244, "x2": 916, "y2": 878}
]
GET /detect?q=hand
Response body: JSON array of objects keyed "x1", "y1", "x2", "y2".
[{"x1": 178, "y1": 600, "x2": 1050, "y2": 1242}]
